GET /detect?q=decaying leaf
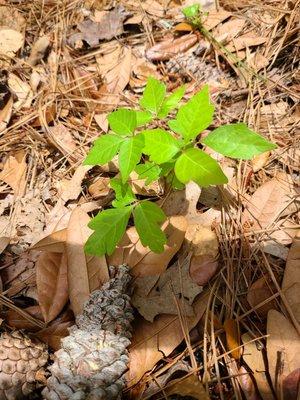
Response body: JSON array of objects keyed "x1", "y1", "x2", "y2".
[
  {"x1": 109, "y1": 216, "x2": 187, "y2": 277},
  {"x1": 36, "y1": 252, "x2": 69, "y2": 323},
  {"x1": 0, "y1": 150, "x2": 27, "y2": 196},
  {"x1": 247, "y1": 274, "x2": 279, "y2": 318},
  {"x1": 66, "y1": 207, "x2": 109, "y2": 316},
  {"x1": 282, "y1": 230, "x2": 300, "y2": 323},
  {"x1": 132, "y1": 256, "x2": 202, "y2": 322},
  {"x1": 146, "y1": 34, "x2": 198, "y2": 61},
  {"x1": 128, "y1": 292, "x2": 209, "y2": 387},
  {"x1": 242, "y1": 333, "x2": 273, "y2": 400},
  {"x1": 69, "y1": 6, "x2": 130, "y2": 47},
  {"x1": 267, "y1": 310, "x2": 300, "y2": 395},
  {"x1": 8, "y1": 73, "x2": 33, "y2": 110}
]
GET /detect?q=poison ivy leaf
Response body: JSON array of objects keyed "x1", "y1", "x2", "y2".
[
  {"x1": 140, "y1": 77, "x2": 166, "y2": 115},
  {"x1": 175, "y1": 148, "x2": 228, "y2": 187},
  {"x1": 133, "y1": 201, "x2": 167, "y2": 253},
  {"x1": 182, "y1": 4, "x2": 200, "y2": 18},
  {"x1": 83, "y1": 134, "x2": 123, "y2": 165},
  {"x1": 118, "y1": 134, "x2": 144, "y2": 183},
  {"x1": 108, "y1": 108, "x2": 137, "y2": 136},
  {"x1": 158, "y1": 85, "x2": 185, "y2": 119},
  {"x1": 202, "y1": 123, "x2": 277, "y2": 159},
  {"x1": 135, "y1": 162, "x2": 162, "y2": 185},
  {"x1": 85, "y1": 207, "x2": 132, "y2": 256},
  {"x1": 142, "y1": 129, "x2": 181, "y2": 164},
  {"x1": 168, "y1": 85, "x2": 214, "y2": 142},
  {"x1": 110, "y1": 178, "x2": 136, "y2": 207},
  {"x1": 136, "y1": 110, "x2": 152, "y2": 127}
]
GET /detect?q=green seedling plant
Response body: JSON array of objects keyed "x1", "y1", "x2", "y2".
[{"x1": 84, "y1": 77, "x2": 276, "y2": 256}]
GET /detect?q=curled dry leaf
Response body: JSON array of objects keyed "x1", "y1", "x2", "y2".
[
  {"x1": 128, "y1": 292, "x2": 209, "y2": 387},
  {"x1": 8, "y1": 73, "x2": 33, "y2": 110},
  {"x1": 27, "y1": 35, "x2": 50, "y2": 66},
  {"x1": 0, "y1": 150, "x2": 27, "y2": 196},
  {"x1": 224, "y1": 319, "x2": 241, "y2": 360},
  {"x1": 146, "y1": 34, "x2": 198, "y2": 61},
  {"x1": 267, "y1": 310, "x2": 300, "y2": 396},
  {"x1": 36, "y1": 252, "x2": 68, "y2": 323},
  {"x1": 66, "y1": 207, "x2": 109, "y2": 316},
  {"x1": 242, "y1": 333, "x2": 273, "y2": 400},
  {"x1": 108, "y1": 216, "x2": 187, "y2": 277},
  {"x1": 247, "y1": 274, "x2": 279, "y2": 318},
  {"x1": 282, "y1": 230, "x2": 300, "y2": 323},
  {"x1": 132, "y1": 256, "x2": 202, "y2": 322}
]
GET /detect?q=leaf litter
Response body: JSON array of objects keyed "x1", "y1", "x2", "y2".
[{"x1": 0, "y1": 0, "x2": 299, "y2": 399}]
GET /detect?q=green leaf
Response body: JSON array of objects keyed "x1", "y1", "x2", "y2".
[
  {"x1": 136, "y1": 110, "x2": 153, "y2": 127},
  {"x1": 110, "y1": 178, "x2": 136, "y2": 207},
  {"x1": 108, "y1": 108, "x2": 137, "y2": 136},
  {"x1": 158, "y1": 86, "x2": 186, "y2": 118},
  {"x1": 83, "y1": 134, "x2": 123, "y2": 165},
  {"x1": 85, "y1": 206, "x2": 132, "y2": 256},
  {"x1": 168, "y1": 85, "x2": 214, "y2": 142},
  {"x1": 133, "y1": 201, "x2": 167, "y2": 253},
  {"x1": 202, "y1": 123, "x2": 277, "y2": 159},
  {"x1": 142, "y1": 129, "x2": 181, "y2": 164},
  {"x1": 174, "y1": 148, "x2": 228, "y2": 187},
  {"x1": 140, "y1": 77, "x2": 166, "y2": 115},
  {"x1": 118, "y1": 134, "x2": 144, "y2": 183},
  {"x1": 182, "y1": 4, "x2": 200, "y2": 18},
  {"x1": 135, "y1": 162, "x2": 161, "y2": 185}
]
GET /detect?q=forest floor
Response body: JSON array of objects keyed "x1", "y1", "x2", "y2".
[{"x1": 0, "y1": 0, "x2": 299, "y2": 399}]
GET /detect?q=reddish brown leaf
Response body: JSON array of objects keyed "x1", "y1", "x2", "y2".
[
  {"x1": 6, "y1": 305, "x2": 44, "y2": 332},
  {"x1": 224, "y1": 319, "x2": 241, "y2": 360},
  {"x1": 36, "y1": 252, "x2": 69, "y2": 323},
  {"x1": 283, "y1": 368, "x2": 300, "y2": 400},
  {"x1": 189, "y1": 254, "x2": 218, "y2": 286},
  {"x1": 146, "y1": 34, "x2": 198, "y2": 61},
  {"x1": 247, "y1": 275, "x2": 279, "y2": 318}
]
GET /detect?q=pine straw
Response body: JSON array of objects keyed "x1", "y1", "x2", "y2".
[{"x1": 0, "y1": 0, "x2": 299, "y2": 399}]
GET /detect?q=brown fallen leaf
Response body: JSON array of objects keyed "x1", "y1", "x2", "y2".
[
  {"x1": 141, "y1": 0, "x2": 165, "y2": 18},
  {"x1": 36, "y1": 252, "x2": 69, "y2": 323},
  {"x1": 60, "y1": 165, "x2": 92, "y2": 203},
  {"x1": 47, "y1": 123, "x2": 77, "y2": 162},
  {"x1": 247, "y1": 275, "x2": 279, "y2": 318},
  {"x1": 27, "y1": 35, "x2": 50, "y2": 66},
  {"x1": 66, "y1": 207, "x2": 109, "y2": 316},
  {"x1": 88, "y1": 177, "x2": 110, "y2": 199},
  {"x1": 0, "y1": 94, "x2": 13, "y2": 133},
  {"x1": 146, "y1": 34, "x2": 198, "y2": 61},
  {"x1": 282, "y1": 230, "x2": 300, "y2": 323},
  {"x1": 128, "y1": 292, "x2": 209, "y2": 387},
  {"x1": 132, "y1": 256, "x2": 202, "y2": 322},
  {"x1": 166, "y1": 374, "x2": 209, "y2": 399},
  {"x1": 0, "y1": 6, "x2": 26, "y2": 32},
  {"x1": 94, "y1": 113, "x2": 109, "y2": 132},
  {"x1": 0, "y1": 28, "x2": 24, "y2": 57},
  {"x1": 0, "y1": 150, "x2": 27, "y2": 196},
  {"x1": 189, "y1": 254, "x2": 218, "y2": 286},
  {"x1": 109, "y1": 216, "x2": 187, "y2": 277},
  {"x1": 237, "y1": 365, "x2": 260, "y2": 400},
  {"x1": 8, "y1": 73, "x2": 33, "y2": 110},
  {"x1": 224, "y1": 319, "x2": 241, "y2": 360},
  {"x1": 31, "y1": 228, "x2": 67, "y2": 253},
  {"x1": 202, "y1": 8, "x2": 231, "y2": 30},
  {"x1": 0, "y1": 236, "x2": 10, "y2": 254},
  {"x1": 242, "y1": 333, "x2": 273, "y2": 400},
  {"x1": 267, "y1": 310, "x2": 300, "y2": 396},
  {"x1": 282, "y1": 368, "x2": 300, "y2": 400},
  {"x1": 36, "y1": 309, "x2": 74, "y2": 351},
  {"x1": 251, "y1": 151, "x2": 270, "y2": 172},
  {"x1": 69, "y1": 6, "x2": 130, "y2": 47},
  {"x1": 6, "y1": 305, "x2": 44, "y2": 332},
  {"x1": 227, "y1": 32, "x2": 267, "y2": 52},
  {"x1": 242, "y1": 172, "x2": 298, "y2": 230},
  {"x1": 129, "y1": 171, "x2": 163, "y2": 197}
]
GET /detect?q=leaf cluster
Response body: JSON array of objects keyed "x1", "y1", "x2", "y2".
[{"x1": 84, "y1": 77, "x2": 276, "y2": 256}]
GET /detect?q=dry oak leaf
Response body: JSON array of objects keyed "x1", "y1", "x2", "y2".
[
  {"x1": 282, "y1": 230, "x2": 300, "y2": 323},
  {"x1": 146, "y1": 34, "x2": 198, "y2": 61},
  {"x1": 166, "y1": 374, "x2": 209, "y2": 400},
  {"x1": 70, "y1": 6, "x2": 130, "y2": 47},
  {"x1": 108, "y1": 216, "x2": 188, "y2": 277},
  {"x1": 267, "y1": 310, "x2": 300, "y2": 396},
  {"x1": 128, "y1": 291, "x2": 209, "y2": 387},
  {"x1": 242, "y1": 333, "x2": 273, "y2": 400},
  {"x1": 0, "y1": 150, "x2": 27, "y2": 196},
  {"x1": 242, "y1": 172, "x2": 298, "y2": 230},
  {"x1": 247, "y1": 274, "x2": 279, "y2": 318},
  {"x1": 36, "y1": 252, "x2": 69, "y2": 323},
  {"x1": 132, "y1": 255, "x2": 202, "y2": 322},
  {"x1": 66, "y1": 207, "x2": 109, "y2": 316}
]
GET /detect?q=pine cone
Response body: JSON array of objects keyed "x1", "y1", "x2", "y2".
[
  {"x1": 43, "y1": 265, "x2": 134, "y2": 400},
  {"x1": 0, "y1": 331, "x2": 48, "y2": 400}
]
